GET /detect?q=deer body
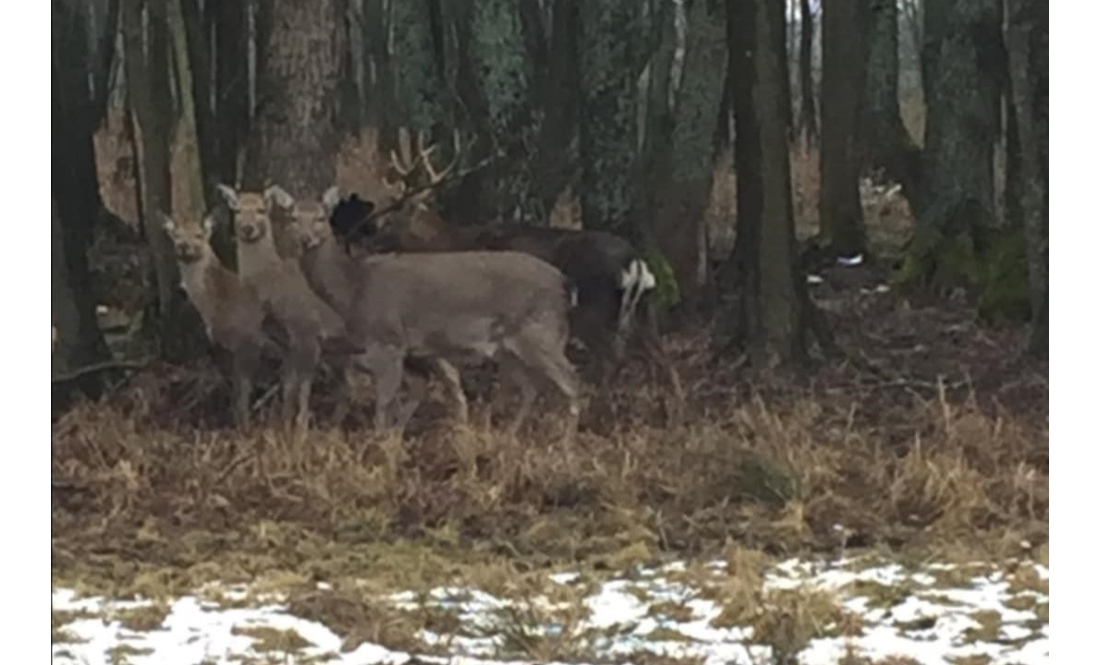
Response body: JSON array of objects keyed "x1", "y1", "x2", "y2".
[
  {"x1": 163, "y1": 216, "x2": 270, "y2": 429},
  {"x1": 337, "y1": 129, "x2": 679, "y2": 411},
  {"x1": 288, "y1": 191, "x2": 580, "y2": 439},
  {"x1": 217, "y1": 185, "x2": 363, "y2": 436}
]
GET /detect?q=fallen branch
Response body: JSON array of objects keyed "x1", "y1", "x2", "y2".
[{"x1": 51, "y1": 358, "x2": 152, "y2": 385}]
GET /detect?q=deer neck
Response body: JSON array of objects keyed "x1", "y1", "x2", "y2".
[
  {"x1": 178, "y1": 252, "x2": 228, "y2": 325},
  {"x1": 235, "y1": 231, "x2": 280, "y2": 284},
  {"x1": 299, "y1": 237, "x2": 358, "y2": 317}
]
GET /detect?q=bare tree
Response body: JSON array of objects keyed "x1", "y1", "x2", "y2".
[
  {"x1": 819, "y1": 0, "x2": 870, "y2": 256},
  {"x1": 900, "y1": 0, "x2": 1003, "y2": 292},
  {"x1": 797, "y1": 0, "x2": 817, "y2": 143},
  {"x1": 1005, "y1": 0, "x2": 1047, "y2": 356},
  {"x1": 244, "y1": 0, "x2": 347, "y2": 199},
  {"x1": 52, "y1": 0, "x2": 118, "y2": 383},
  {"x1": 725, "y1": 0, "x2": 830, "y2": 363}
]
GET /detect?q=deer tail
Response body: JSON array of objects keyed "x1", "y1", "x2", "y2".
[{"x1": 617, "y1": 258, "x2": 657, "y2": 338}]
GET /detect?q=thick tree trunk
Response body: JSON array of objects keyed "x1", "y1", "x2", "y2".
[
  {"x1": 529, "y1": 0, "x2": 581, "y2": 223},
  {"x1": 819, "y1": 0, "x2": 869, "y2": 256},
  {"x1": 179, "y1": 0, "x2": 218, "y2": 196},
  {"x1": 900, "y1": 0, "x2": 1003, "y2": 293},
  {"x1": 123, "y1": 0, "x2": 181, "y2": 340},
  {"x1": 797, "y1": 0, "x2": 816, "y2": 143},
  {"x1": 649, "y1": 0, "x2": 727, "y2": 315},
  {"x1": 726, "y1": 0, "x2": 827, "y2": 364},
  {"x1": 245, "y1": 0, "x2": 348, "y2": 198},
  {"x1": 360, "y1": 0, "x2": 394, "y2": 142},
  {"x1": 214, "y1": 0, "x2": 250, "y2": 186},
  {"x1": 168, "y1": 0, "x2": 208, "y2": 221},
  {"x1": 577, "y1": 1, "x2": 646, "y2": 238},
  {"x1": 864, "y1": 0, "x2": 923, "y2": 213},
  {"x1": 52, "y1": 0, "x2": 116, "y2": 387},
  {"x1": 1005, "y1": 0, "x2": 1047, "y2": 357}
]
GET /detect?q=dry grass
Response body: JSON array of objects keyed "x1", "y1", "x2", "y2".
[{"x1": 71, "y1": 117, "x2": 1047, "y2": 660}]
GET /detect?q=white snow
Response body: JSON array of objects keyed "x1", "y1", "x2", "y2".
[{"x1": 52, "y1": 555, "x2": 1048, "y2": 665}]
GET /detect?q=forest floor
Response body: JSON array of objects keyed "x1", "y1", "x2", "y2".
[{"x1": 53, "y1": 147, "x2": 1047, "y2": 664}]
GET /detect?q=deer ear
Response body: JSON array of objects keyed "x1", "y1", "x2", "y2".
[
  {"x1": 216, "y1": 184, "x2": 240, "y2": 210},
  {"x1": 321, "y1": 186, "x2": 341, "y2": 212},
  {"x1": 160, "y1": 211, "x2": 176, "y2": 235},
  {"x1": 264, "y1": 184, "x2": 295, "y2": 209}
]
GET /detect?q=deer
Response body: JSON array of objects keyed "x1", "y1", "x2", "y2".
[
  {"x1": 268, "y1": 183, "x2": 582, "y2": 441},
  {"x1": 335, "y1": 130, "x2": 685, "y2": 414},
  {"x1": 215, "y1": 184, "x2": 366, "y2": 437},
  {"x1": 161, "y1": 213, "x2": 274, "y2": 429},
  {"x1": 267, "y1": 186, "x2": 471, "y2": 429}
]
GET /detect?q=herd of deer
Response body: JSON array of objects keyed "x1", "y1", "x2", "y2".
[{"x1": 162, "y1": 131, "x2": 684, "y2": 442}]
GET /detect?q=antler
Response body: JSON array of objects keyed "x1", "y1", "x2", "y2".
[
  {"x1": 420, "y1": 130, "x2": 463, "y2": 185},
  {"x1": 388, "y1": 127, "x2": 422, "y2": 179}
]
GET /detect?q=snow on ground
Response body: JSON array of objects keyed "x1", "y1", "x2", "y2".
[{"x1": 52, "y1": 555, "x2": 1048, "y2": 665}]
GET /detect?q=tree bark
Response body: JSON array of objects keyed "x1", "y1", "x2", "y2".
[
  {"x1": 123, "y1": 0, "x2": 180, "y2": 335},
  {"x1": 819, "y1": 0, "x2": 869, "y2": 256},
  {"x1": 179, "y1": 0, "x2": 218, "y2": 196},
  {"x1": 1005, "y1": 0, "x2": 1047, "y2": 356},
  {"x1": 577, "y1": 1, "x2": 646, "y2": 238},
  {"x1": 245, "y1": 0, "x2": 348, "y2": 198},
  {"x1": 900, "y1": 0, "x2": 1003, "y2": 293},
  {"x1": 648, "y1": 0, "x2": 727, "y2": 314},
  {"x1": 168, "y1": 0, "x2": 208, "y2": 221},
  {"x1": 725, "y1": 0, "x2": 827, "y2": 364},
  {"x1": 797, "y1": 0, "x2": 817, "y2": 143},
  {"x1": 52, "y1": 0, "x2": 113, "y2": 381},
  {"x1": 863, "y1": 0, "x2": 923, "y2": 214},
  {"x1": 214, "y1": 0, "x2": 250, "y2": 186}
]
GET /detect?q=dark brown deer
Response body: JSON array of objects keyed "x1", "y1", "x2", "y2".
[
  {"x1": 215, "y1": 184, "x2": 366, "y2": 437},
  {"x1": 337, "y1": 131, "x2": 684, "y2": 413},
  {"x1": 273, "y1": 184, "x2": 582, "y2": 441},
  {"x1": 162, "y1": 214, "x2": 273, "y2": 429}
]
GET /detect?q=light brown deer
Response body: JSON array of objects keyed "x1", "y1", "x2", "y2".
[
  {"x1": 268, "y1": 185, "x2": 471, "y2": 429},
  {"x1": 274, "y1": 184, "x2": 581, "y2": 441},
  {"x1": 215, "y1": 184, "x2": 363, "y2": 436},
  {"x1": 343, "y1": 131, "x2": 684, "y2": 414},
  {"x1": 162, "y1": 214, "x2": 272, "y2": 429}
]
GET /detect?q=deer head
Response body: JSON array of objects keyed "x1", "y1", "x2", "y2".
[
  {"x1": 162, "y1": 213, "x2": 216, "y2": 263},
  {"x1": 216, "y1": 183, "x2": 283, "y2": 246},
  {"x1": 371, "y1": 128, "x2": 463, "y2": 243},
  {"x1": 266, "y1": 184, "x2": 343, "y2": 252}
]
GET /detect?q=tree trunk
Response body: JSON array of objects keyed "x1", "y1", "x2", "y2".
[
  {"x1": 529, "y1": 0, "x2": 581, "y2": 223},
  {"x1": 863, "y1": 0, "x2": 923, "y2": 214},
  {"x1": 1005, "y1": 0, "x2": 1047, "y2": 356},
  {"x1": 900, "y1": 0, "x2": 1003, "y2": 293},
  {"x1": 124, "y1": 0, "x2": 184, "y2": 355},
  {"x1": 819, "y1": 0, "x2": 869, "y2": 256},
  {"x1": 577, "y1": 0, "x2": 646, "y2": 238},
  {"x1": 797, "y1": 0, "x2": 816, "y2": 143},
  {"x1": 649, "y1": 0, "x2": 727, "y2": 315},
  {"x1": 179, "y1": 0, "x2": 218, "y2": 196},
  {"x1": 726, "y1": 0, "x2": 827, "y2": 364},
  {"x1": 360, "y1": 0, "x2": 394, "y2": 142},
  {"x1": 52, "y1": 0, "x2": 112, "y2": 381},
  {"x1": 168, "y1": 0, "x2": 208, "y2": 221},
  {"x1": 245, "y1": 0, "x2": 348, "y2": 198},
  {"x1": 214, "y1": 0, "x2": 250, "y2": 186}
]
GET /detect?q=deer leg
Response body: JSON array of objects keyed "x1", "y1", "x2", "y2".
[
  {"x1": 368, "y1": 347, "x2": 405, "y2": 434},
  {"x1": 498, "y1": 356, "x2": 537, "y2": 438},
  {"x1": 433, "y1": 358, "x2": 468, "y2": 425},
  {"x1": 280, "y1": 362, "x2": 298, "y2": 433},
  {"x1": 231, "y1": 346, "x2": 260, "y2": 431},
  {"x1": 328, "y1": 356, "x2": 352, "y2": 427},
  {"x1": 395, "y1": 367, "x2": 428, "y2": 433}
]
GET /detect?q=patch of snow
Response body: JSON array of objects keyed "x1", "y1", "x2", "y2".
[{"x1": 53, "y1": 556, "x2": 1049, "y2": 665}]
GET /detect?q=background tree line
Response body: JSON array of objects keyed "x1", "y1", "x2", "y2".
[{"x1": 52, "y1": 0, "x2": 1047, "y2": 393}]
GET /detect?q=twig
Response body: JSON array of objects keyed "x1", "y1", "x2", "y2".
[{"x1": 51, "y1": 358, "x2": 152, "y2": 385}]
